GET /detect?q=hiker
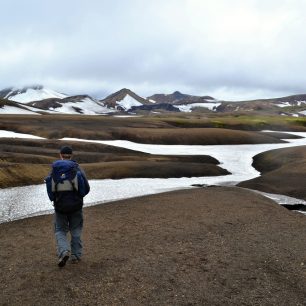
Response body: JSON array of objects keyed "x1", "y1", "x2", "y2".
[{"x1": 45, "y1": 146, "x2": 90, "y2": 267}]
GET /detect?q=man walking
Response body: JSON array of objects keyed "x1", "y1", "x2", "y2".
[{"x1": 45, "y1": 146, "x2": 90, "y2": 267}]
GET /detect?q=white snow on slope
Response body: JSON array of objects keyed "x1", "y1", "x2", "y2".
[
  {"x1": 276, "y1": 101, "x2": 306, "y2": 108},
  {"x1": 116, "y1": 94, "x2": 142, "y2": 110},
  {"x1": 299, "y1": 110, "x2": 306, "y2": 115},
  {"x1": 8, "y1": 88, "x2": 67, "y2": 103},
  {"x1": 51, "y1": 97, "x2": 113, "y2": 115},
  {"x1": 62, "y1": 132, "x2": 306, "y2": 186},
  {"x1": 1, "y1": 131, "x2": 306, "y2": 223},
  {"x1": 297, "y1": 101, "x2": 306, "y2": 106},
  {"x1": 275, "y1": 102, "x2": 291, "y2": 108},
  {"x1": 174, "y1": 102, "x2": 221, "y2": 112},
  {"x1": 0, "y1": 105, "x2": 40, "y2": 115},
  {"x1": 0, "y1": 130, "x2": 44, "y2": 139}
]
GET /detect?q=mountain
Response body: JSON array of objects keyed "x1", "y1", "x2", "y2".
[
  {"x1": 101, "y1": 88, "x2": 152, "y2": 111},
  {"x1": 0, "y1": 85, "x2": 67, "y2": 103},
  {"x1": 0, "y1": 85, "x2": 305, "y2": 116},
  {"x1": 145, "y1": 91, "x2": 221, "y2": 113},
  {"x1": 147, "y1": 91, "x2": 215, "y2": 104},
  {"x1": 217, "y1": 94, "x2": 306, "y2": 115},
  {"x1": 0, "y1": 85, "x2": 113, "y2": 115},
  {"x1": 27, "y1": 95, "x2": 112, "y2": 115}
]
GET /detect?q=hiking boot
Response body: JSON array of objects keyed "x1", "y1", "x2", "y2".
[
  {"x1": 70, "y1": 256, "x2": 81, "y2": 264},
  {"x1": 58, "y1": 251, "x2": 70, "y2": 268}
]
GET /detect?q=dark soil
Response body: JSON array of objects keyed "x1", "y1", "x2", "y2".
[
  {"x1": 239, "y1": 145, "x2": 306, "y2": 200},
  {"x1": 1, "y1": 187, "x2": 306, "y2": 305}
]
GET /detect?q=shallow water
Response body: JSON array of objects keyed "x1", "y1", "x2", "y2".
[{"x1": 1, "y1": 131, "x2": 306, "y2": 223}]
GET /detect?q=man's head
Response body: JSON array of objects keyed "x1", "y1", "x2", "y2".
[{"x1": 60, "y1": 146, "x2": 73, "y2": 160}]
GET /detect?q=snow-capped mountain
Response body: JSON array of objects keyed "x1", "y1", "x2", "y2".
[
  {"x1": 0, "y1": 85, "x2": 305, "y2": 116},
  {"x1": 27, "y1": 95, "x2": 112, "y2": 115},
  {"x1": 0, "y1": 85, "x2": 114, "y2": 115},
  {"x1": 0, "y1": 85, "x2": 67, "y2": 103},
  {"x1": 101, "y1": 88, "x2": 152, "y2": 111},
  {"x1": 217, "y1": 94, "x2": 306, "y2": 115},
  {"x1": 145, "y1": 91, "x2": 220, "y2": 113}
]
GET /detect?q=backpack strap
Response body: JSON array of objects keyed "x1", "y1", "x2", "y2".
[
  {"x1": 69, "y1": 179, "x2": 80, "y2": 196},
  {"x1": 54, "y1": 181, "x2": 60, "y2": 205}
]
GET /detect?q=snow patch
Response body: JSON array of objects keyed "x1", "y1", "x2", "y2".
[
  {"x1": 276, "y1": 101, "x2": 306, "y2": 108},
  {"x1": 1, "y1": 130, "x2": 306, "y2": 223},
  {"x1": 116, "y1": 94, "x2": 143, "y2": 111},
  {"x1": 275, "y1": 102, "x2": 291, "y2": 108},
  {"x1": 53, "y1": 97, "x2": 112, "y2": 115},
  {"x1": 62, "y1": 131, "x2": 306, "y2": 186},
  {"x1": 174, "y1": 102, "x2": 221, "y2": 112},
  {"x1": 0, "y1": 130, "x2": 45, "y2": 139},
  {"x1": 0, "y1": 105, "x2": 40, "y2": 115}
]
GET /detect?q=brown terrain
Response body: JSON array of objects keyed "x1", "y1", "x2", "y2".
[
  {"x1": 239, "y1": 145, "x2": 306, "y2": 200},
  {"x1": 1, "y1": 114, "x2": 306, "y2": 305},
  {"x1": 0, "y1": 137, "x2": 227, "y2": 188},
  {"x1": 1, "y1": 187, "x2": 306, "y2": 305},
  {"x1": 1, "y1": 114, "x2": 302, "y2": 189},
  {"x1": 101, "y1": 88, "x2": 152, "y2": 109}
]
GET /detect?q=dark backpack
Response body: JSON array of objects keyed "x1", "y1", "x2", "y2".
[{"x1": 51, "y1": 160, "x2": 83, "y2": 214}]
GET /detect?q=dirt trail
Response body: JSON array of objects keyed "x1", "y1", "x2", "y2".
[{"x1": 1, "y1": 187, "x2": 306, "y2": 305}]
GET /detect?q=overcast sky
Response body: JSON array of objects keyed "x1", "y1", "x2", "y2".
[{"x1": 1, "y1": 0, "x2": 306, "y2": 100}]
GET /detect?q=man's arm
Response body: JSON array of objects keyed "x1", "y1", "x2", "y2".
[
  {"x1": 77, "y1": 166, "x2": 90, "y2": 196},
  {"x1": 45, "y1": 175, "x2": 55, "y2": 201}
]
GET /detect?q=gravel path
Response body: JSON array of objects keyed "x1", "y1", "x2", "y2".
[{"x1": 1, "y1": 187, "x2": 306, "y2": 305}]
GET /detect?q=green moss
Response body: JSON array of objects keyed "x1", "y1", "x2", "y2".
[
  {"x1": 211, "y1": 121, "x2": 225, "y2": 128},
  {"x1": 286, "y1": 118, "x2": 306, "y2": 127}
]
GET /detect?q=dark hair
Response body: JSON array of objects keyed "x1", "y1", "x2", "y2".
[{"x1": 60, "y1": 146, "x2": 73, "y2": 155}]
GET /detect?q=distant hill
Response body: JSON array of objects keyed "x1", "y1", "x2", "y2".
[
  {"x1": 0, "y1": 85, "x2": 67, "y2": 103},
  {"x1": 147, "y1": 91, "x2": 215, "y2": 105},
  {"x1": 101, "y1": 88, "x2": 152, "y2": 111},
  {"x1": 218, "y1": 94, "x2": 306, "y2": 115},
  {"x1": 27, "y1": 95, "x2": 111, "y2": 115},
  {"x1": 0, "y1": 85, "x2": 305, "y2": 116}
]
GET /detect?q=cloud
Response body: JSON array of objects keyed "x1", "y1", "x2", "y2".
[{"x1": 1, "y1": 0, "x2": 306, "y2": 100}]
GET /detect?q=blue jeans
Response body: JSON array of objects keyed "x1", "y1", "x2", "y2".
[{"x1": 54, "y1": 210, "x2": 83, "y2": 259}]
